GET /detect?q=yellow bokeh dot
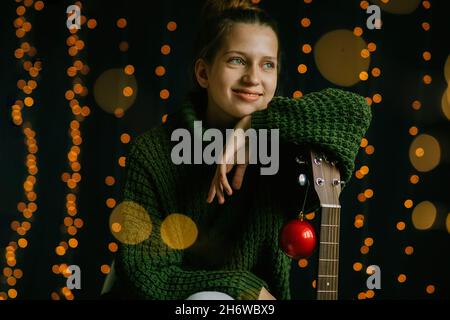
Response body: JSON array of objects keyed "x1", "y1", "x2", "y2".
[
  {"x1": 359, "y1": 71, "x2": 368, "y2": 81},
  {"x1": 397, "y1": 274, "x2": 407, "y2": 283},
  {"x1": 412, "y1": 201, "x2": 437, "y2": 230},
  {"x1": 161, "y1": 213, "x2": 198, "y2": 250},
  {"x1": 109, "y1": 201, "x2": 152, "y2": 245},
  {"x1": 18, "y1": 238, "x2": 28, "y2": 248},
  {"x1": 364, "y1": 189, "x2": 374, "y2": 198},
  {"x1": 415, "y1": 147, "x2": 425, "y2": 157},
  {"x1": 56, "y1": 246, "x2": 66, "y2": 256},
  {"x1": 360, "y1": 166, "x2": 369, "y2": 175},
  {"x1": 361, "y1": 49, "x2": 370, "y2": 59}
]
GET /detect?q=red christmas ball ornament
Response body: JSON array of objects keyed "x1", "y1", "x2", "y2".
[{"x1": 279, "y1": 215, "x2": 317, "y2": 260}]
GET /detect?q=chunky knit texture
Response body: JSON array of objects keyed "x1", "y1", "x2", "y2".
[{"x1": 114, "y1": 88, "x2": 371, "y2": 300}]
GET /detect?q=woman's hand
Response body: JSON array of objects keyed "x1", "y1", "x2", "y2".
[
  {"x1": 258, "y1": 287, "x2": 276, "y2": 300},
  {"x1": 206, "y1": 115, "x2": 252, "y2": 204}
]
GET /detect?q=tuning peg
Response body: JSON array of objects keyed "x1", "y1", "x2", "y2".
[{"x1": 295, "y1": 156, "x2": 307, "y2": 165}]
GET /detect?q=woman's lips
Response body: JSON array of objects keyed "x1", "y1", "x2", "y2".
[{"x1": 232, "y1": 89, "x2": 262, "y2": 102}]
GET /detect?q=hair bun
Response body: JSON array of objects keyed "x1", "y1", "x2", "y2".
[{"x1": 201, "y1": 0, "x2": 257, "y2": 22}]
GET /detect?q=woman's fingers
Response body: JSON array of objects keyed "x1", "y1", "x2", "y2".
[
  {"x1": 207, "y1": 179, "x2": 216, "y2": 203},
  {"x1": 216, "y1": 177, "x2": 225, "y2": 204},
  {"x1": 232, "y1": 164, "x2": 247, "y2": 190},
  {"x1": 219, "y1": 163, "x2": 233, "y2": 196}
]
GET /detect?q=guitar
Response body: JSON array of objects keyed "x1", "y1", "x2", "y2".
[{"x1": 310, "y1": 150, "x2": 342, "y2": 300}]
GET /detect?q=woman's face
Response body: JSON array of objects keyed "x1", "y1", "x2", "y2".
[{"x1": 198, "y1": 23, "x2": 279, "y2": 127}]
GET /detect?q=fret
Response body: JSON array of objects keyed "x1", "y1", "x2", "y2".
[
  {"x1": 318, "y1": 275, "x2": 338, "y2": 277},
  {"x1": 319, "y1": 241, "x2": 338, "y2": 245},
  {"x1": 319, "y1": 258, "x2": 338, "y2": 261},
  {"x1": 321, "y1": 204, "x2": 341, "y2": 208},
  {"x1": 321, "y1": 224, "x2": 339, "y2": 227},
  {"x1": 317, "y1": 290, "x2": 337, "y2": 293}
]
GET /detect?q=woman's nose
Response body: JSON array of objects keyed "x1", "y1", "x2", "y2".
[{"x1": 242, "y1": 66, "x2": 260, "y2": 85}]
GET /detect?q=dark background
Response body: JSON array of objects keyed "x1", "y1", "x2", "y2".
[{"x1": 1, "y1": 0, "x2": 449, "y2": 300}]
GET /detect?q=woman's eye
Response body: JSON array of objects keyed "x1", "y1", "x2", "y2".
[
  {"x1": 263, "y1": 62, "x2": 275, "y2": 70},
  {"x1": 229, "y1": 57, "x2": 245, "y2": 65}
]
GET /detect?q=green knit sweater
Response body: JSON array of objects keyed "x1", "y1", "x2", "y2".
[{"x1": 114, "y1": 88, "x2": 372, "y2": 300}]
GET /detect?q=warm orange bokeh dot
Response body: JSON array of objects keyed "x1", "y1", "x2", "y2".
[
  {"x1": 118, "y1": 156, "x2": 126, "y2": 167},
  {"x1": 117, "y1": 18, "x2": 127, "y2": 29},
  {"x1": 360, "y1": 1, "x2": 369, "y2": 9},
  {"x1": 105, "y1": 176, "x2": 115, "y2": 186},
  {"x1": 364, "y1": 237, "x2": 374, "y2": 247},
  {"x1": 300, "y1": 18, "x2": 311, "y2": 28},
  {"x1": 162, "y1": 114, "x2": 168, "y2": 124},
  {"x1": 108, "y1": 242, "x2": 118, "y2": 252},
  {"x1": 8, "y1": 289, "x2": 17, "y2": 299},
  {"x1": 160, "y1": 89, "x2": 170, "y2": 100},
  {"x1": 24, "y1": 97, "x2": 34, "y2": 107},
  {"x1": 167, "y1": 21, "x2": 177, "y2": 31},
  {"x1": 426, "y1": 285, "x2": 435, "y2": 294},
  {"x1": 412, "y1": 100, "x2": 421, "y2": 110},
  {"x1": 404, "y1": 199, "x2": 413, "y2": 208},
  {"x1": 124, "y1": 65, "x2": 135, "y2": 75},
  {"x1": 360, "y1": 49, "x2": 370, "y2": 59},
  {"x1": 404, "y1": 246, "x2": 414, "y2": 255},
  {"x1": 353, "y1": 27, "x2": 363, "y2": 37},
  {"x1": 409, "y1": 127, "x2": 418, "y2": 136},
  {"x1": 302, "y1": 44, "x2": 312, "y2": 54},
  {"x1": 422, "y1": 51, "x2": 431, "y2": 61},
  {"x1": 119, "y1": 41, "x2": 129, "y2": 52},
  {"x1": 87, "y1": 19, "x2": 97, "y2": 29},
  {"x1": 121, "y1": 133, "x2": 131, "y2": 144},
  {"x1": 106, "y1": 198, "x2": 117, "y2": 208},
  {"x1": 101, "y1": 265, "x2": 111, "y2": 274},
  {"x1": 367, "y1": 42, "x2": 377, "y2": 52},
  {"x1": 372, "y1": 94, "x2": 382, "y2": 103},
  {"x1": 359, "y1": 71, "x2": 368, "y2": 81},
  {"x1": 397, "y1": 274, "x2": 407, "y2": 283},
  {"x1": 396, "y1": 221, "x2": 406, "y2": 231},
  {"x1": 357, "y1": 292, "x2": 366, "y2": 300},
  {"x1": 422, "y1": 22, "x2": 430, "y2": 31},
  {"x1": 34, "y1": 1, "x2": 44, "y2": 10},
  {"x1": 360, "y1": 245, "x2": 369, "y2": 254},
  {"x1": 365, "y1": 145, "x2": 375, "y2": 155},
  {"x1": 123, "y1": 86, "x2": 133, "y2": 97},
  {"x1": 360, "y1": 165, "x2": 369, "y2": 175},
  {"x1": 353, "y1": 262, "x2": 363, "y2": 271},
  {"x1": 293, "y1": 90, "x2": 303, "y2": 99},
  {"x1": 355, "y1": 170, "x2": 364, "y2": 179},
  {"x1": 68, "y1": 238, "x2": 78, "y2": 248},
  {"x1": 371, "y1": 67, "x2": 381, "y2": 77},
  {"x1": 409, "y1": 175, "x2": 419, "y2": 184},
  {"x1": 56, "y1": 246, "x2": 66, "y2": 256},
  {"x1": 366, "y1": 290, "x2": 375, "y2": 299},
  {"x1": 364, "y1": 189, "x2": 374, "y2": 198},
  {"x1": 360, "y1": 138, "x2": 368, "y2": 148},
  {"x1": 298, "y1": 259, "x2": 308, "y2": 268},
  {"x1": 297, "y1": 64, "x2": 307, "y2": 74},
  {"x1": 423, "y1": 75, "x2": 432, "y2": 84},
  {"x1": 161, "y1": 45, "x2": 171, "y2": 55},
  {"x1": 155, "y1": 66, "x2": 166, "y2": 76}
]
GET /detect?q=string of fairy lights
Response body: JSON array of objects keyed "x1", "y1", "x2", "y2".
[
  {"x1": 50, "y1": 0, "x2": 91, "y2": 300},
  {"x1": 0, "y1": 0, "x2": 45, "y2": 301}
]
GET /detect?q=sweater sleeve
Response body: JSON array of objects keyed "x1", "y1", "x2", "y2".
[
  {"x1": 115, "y1": 133, "x2": 268, "y2": 300},
  {"x1": 251, "y1": 88, "x2": 372, "y2": 183}
]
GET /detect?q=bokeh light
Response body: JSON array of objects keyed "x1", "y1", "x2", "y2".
[
  {"x1": 314, "y1": 29, "x2": 370, "y2": 86},
  {"x1": 109, "y1": 201, "x2": 152, "y2": 245},
  {"x1": 411, "y1": 201, "x2": 437, "y2": 230},
  {"x1": 409, "y1": 134, "x2": 441, "y2": 172},
  {"x1": 160, "y1": 213, "x2": 198, "y2": 250}
]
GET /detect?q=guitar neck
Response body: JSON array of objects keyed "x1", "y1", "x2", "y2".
[{"x1": 316, "y1": 206, "x2": 341, "y2": 300}]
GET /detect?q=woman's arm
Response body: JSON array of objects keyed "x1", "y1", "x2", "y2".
[{"x1": 115, "y1": 133, "x2": 268, "y2": 300}]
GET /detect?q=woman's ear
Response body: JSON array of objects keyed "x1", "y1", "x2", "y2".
[{"x1": 194, "y1": 59, "x2": 209, "y2": 89}]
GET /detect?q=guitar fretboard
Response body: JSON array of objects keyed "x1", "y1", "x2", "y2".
[{"x1": 316, "y1": 207, "x2": 340, "y2": 300}]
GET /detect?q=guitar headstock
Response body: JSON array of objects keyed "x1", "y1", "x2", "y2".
[{"x1": 309, "y1": 150, "x2": 342, "y2": 208}]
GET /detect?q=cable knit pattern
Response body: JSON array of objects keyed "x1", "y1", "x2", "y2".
[{"x1": 114, "y1": 88, "x2": 371, "y2": 300}]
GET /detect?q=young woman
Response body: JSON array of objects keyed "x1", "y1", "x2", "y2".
[{"x1": 108, "y1": 0, "x2": 372, "y2": 300}]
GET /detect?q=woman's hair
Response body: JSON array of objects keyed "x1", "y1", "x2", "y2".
[{"x1": 188, "y1": 0, "x2": 281, "y2": 109}]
